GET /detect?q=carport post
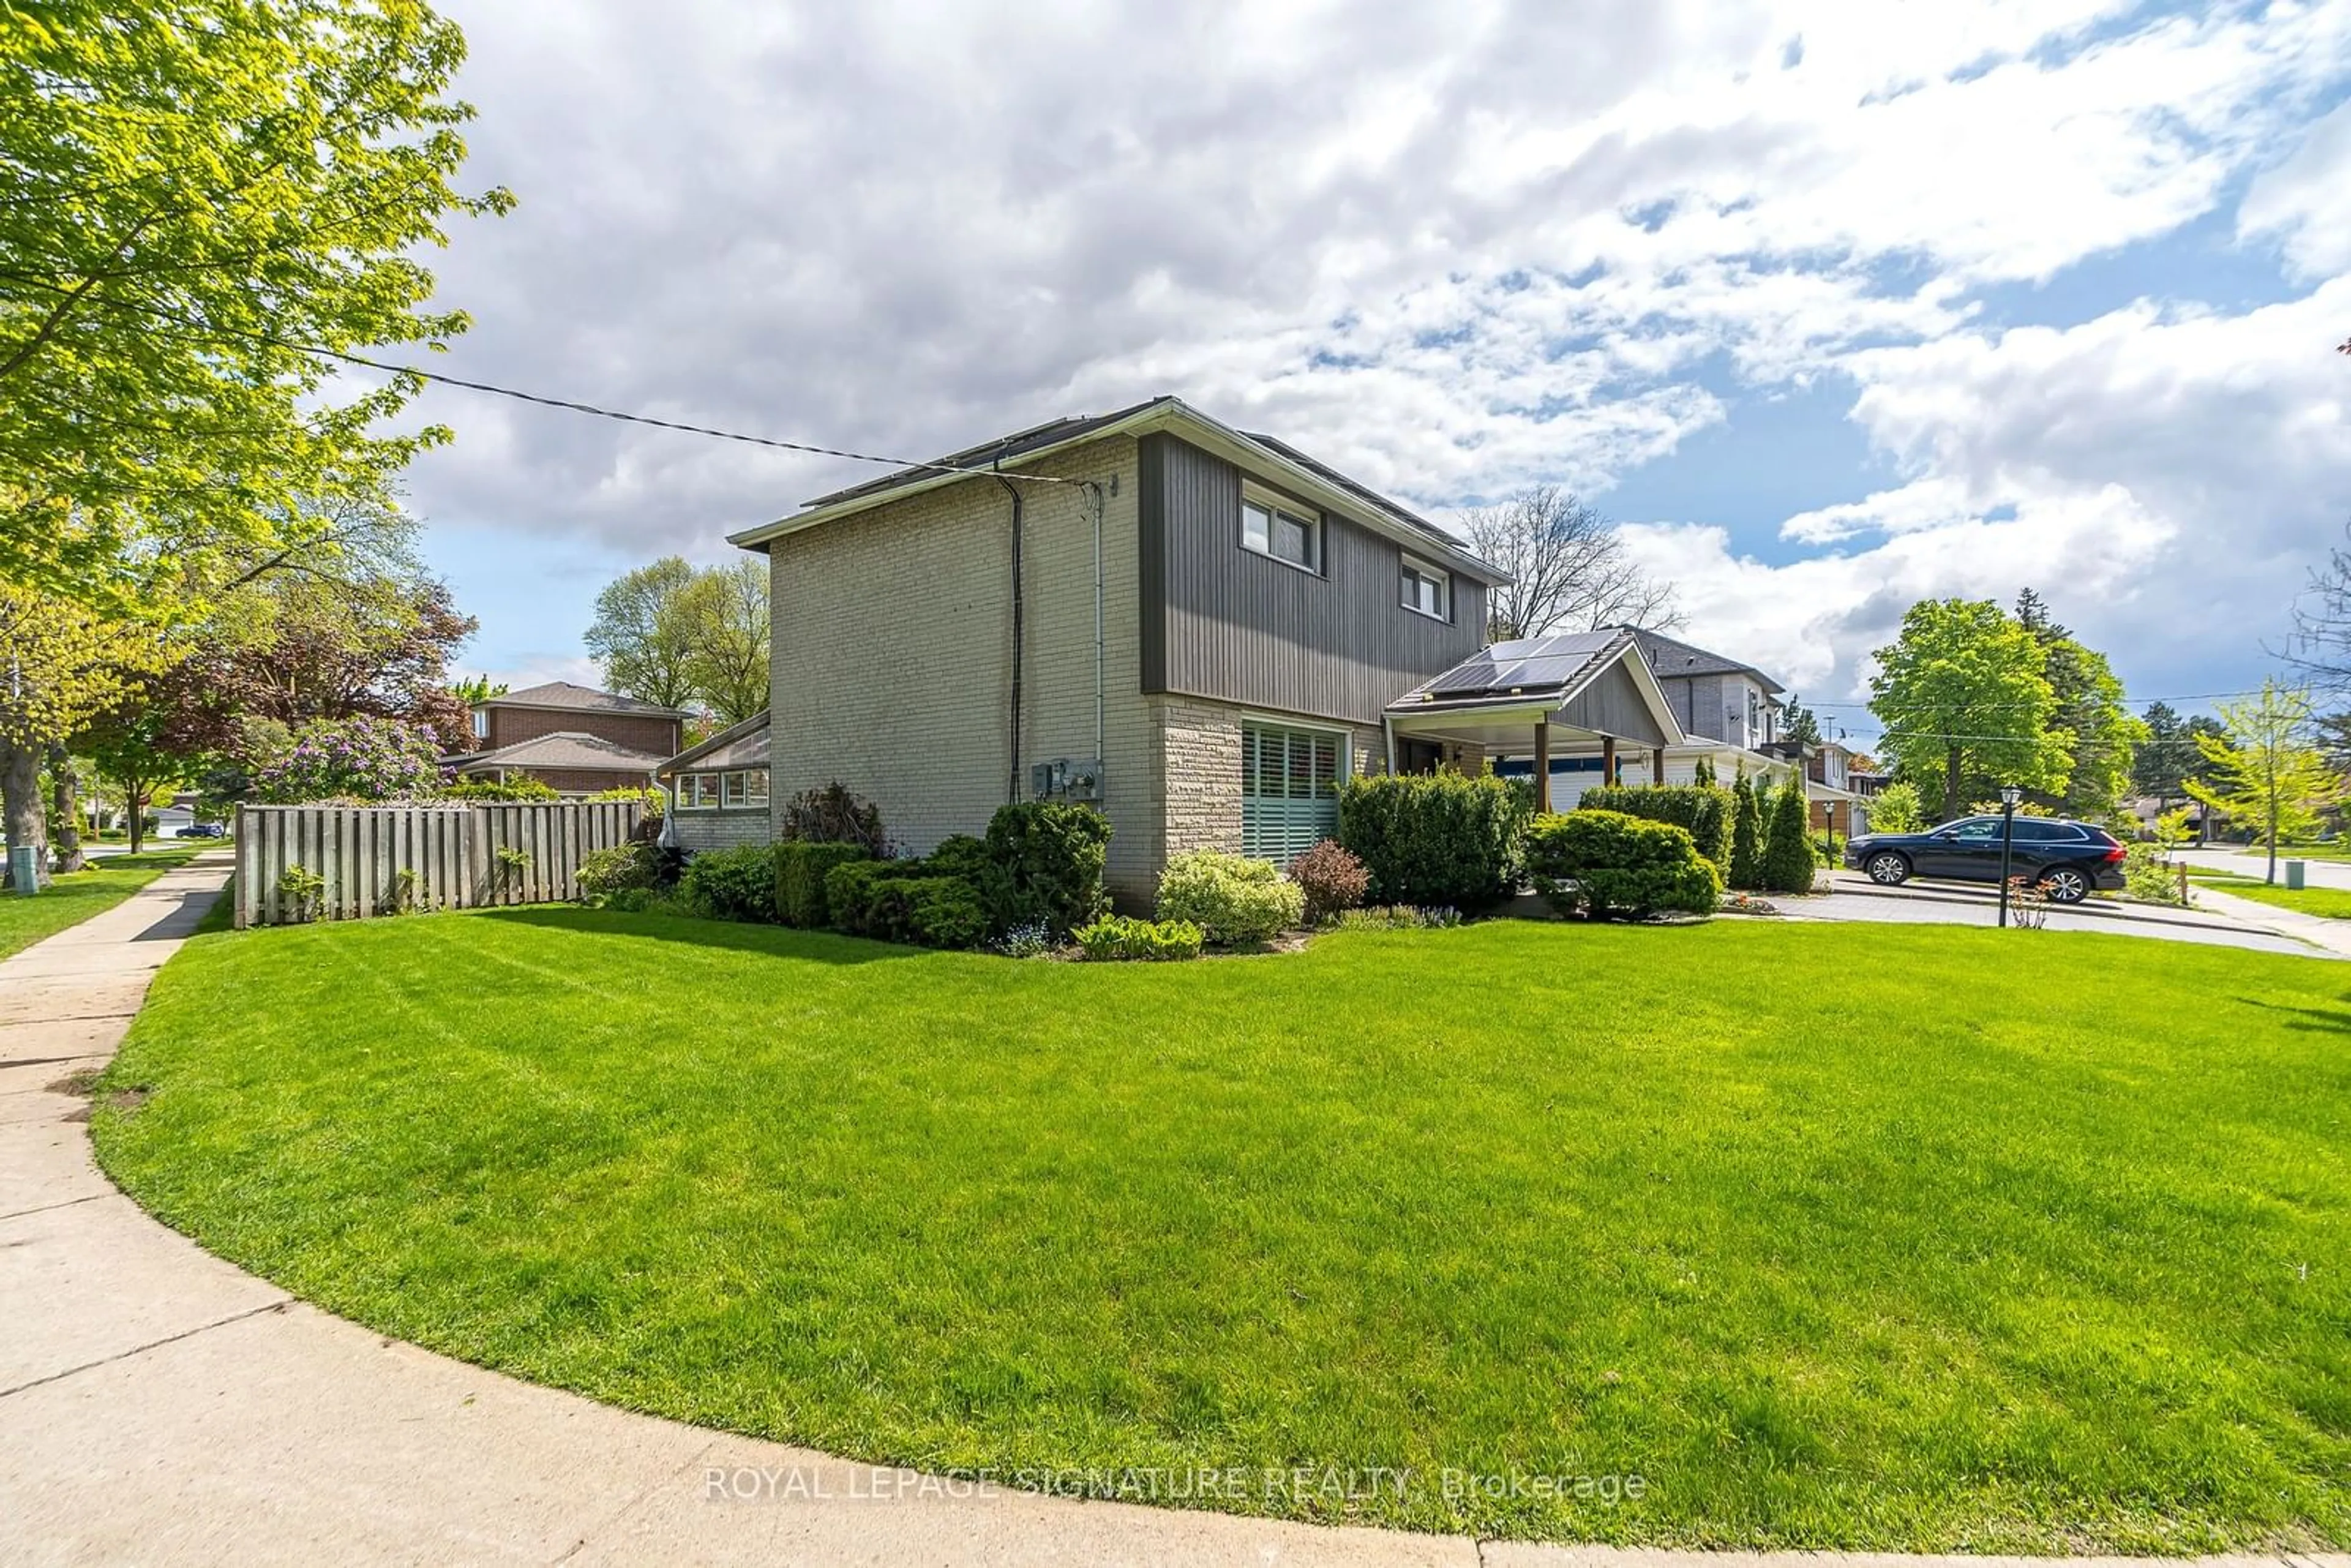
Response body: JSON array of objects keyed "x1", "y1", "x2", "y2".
[
  {"x1": 1532, "y1": 720, "x2": 1551, "y2": 814},
  {"x1": 1601, "y1": 736, "x2": 1617, "y2": 786}
]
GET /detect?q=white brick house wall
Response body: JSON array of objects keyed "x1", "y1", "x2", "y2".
[{"x1": 765, "y1": 437, "x2": 1161, "y2": 901}]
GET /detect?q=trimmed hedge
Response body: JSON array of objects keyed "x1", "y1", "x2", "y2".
[
  {"x1": 1155, "y1": 850, "x2": 1305, "y2": 947},
  {"x1": 1729, "y1": 774, "x2": 1768, "y2": 891},
  {"x1": 983, "y1": 801, "x2": 1110, "y2": 936},
  {"x1": 1337, "y1": 771, "x2": 1528, "y2": 911},
  {"x1": 1763, "y1": 776, "x2": 1818, "y2": 894},
  {"x1": 1524, "y1": 809, "x2": 1720, "y2": 920},
  {"x1": 1577, "y1": 784, "x2": 1733, "y2": 872},
  {"x1": 774, "y1": 841, "x2": 872, "y2": 928},
  {"x1": 679, "y1": 844, "x2": 778, "y2": 922},
  {"x1": 865, "y1": 874, "x2": 991, "y2": 948}
]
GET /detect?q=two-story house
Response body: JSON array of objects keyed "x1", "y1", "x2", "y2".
[
  {"x1": 726, "y1": 397, "x2": 1681, "y2": 904},
  {"x1": 448, "y1": 681, "x2": 689, "y2": 795}
]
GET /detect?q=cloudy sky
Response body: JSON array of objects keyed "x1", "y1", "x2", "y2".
[{"x1": 403, "y1": 0, "x2": 2351, "y2": 739}]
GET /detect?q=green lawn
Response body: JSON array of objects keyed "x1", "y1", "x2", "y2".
[
  {"x1": 0, "y1": 846, "x2": 206, "y2": 960},
  {"x1": 2189, "y1": 869, "x2": 2351, "y2": 920},
  {"x1": 96, "y1": 912, "x2": 2351, "y2": 1551}
]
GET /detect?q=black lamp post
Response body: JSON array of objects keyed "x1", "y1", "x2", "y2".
[{"x1": 1996, "y1": 784, "x2": 2021, "y2": 928}]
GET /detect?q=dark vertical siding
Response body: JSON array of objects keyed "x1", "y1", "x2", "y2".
[
  {"x1": 1558, "y1": 661, "x2": 1668, "y2": 745},
  {"x1": 1141, "y1": 433, "x2": 1489, "y2": 725},
  {"x1": 1137, "y1": 435, "x2": 1168, "y2": 692}
]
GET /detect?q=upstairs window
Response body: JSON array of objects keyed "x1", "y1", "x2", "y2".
[
  {"x1": 471, "y1": 708, "x2": 489, "y2": 741},
  {"x1": 1241, "y1": 493, "x2": 1322, "y2": 573},
  {"x1": 1400, "y1": 556, "x2": 1450, "y2": 621}
]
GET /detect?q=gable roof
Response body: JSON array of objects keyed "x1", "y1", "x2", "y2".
[
  {"x1": 1385, "y1": 626, "x2": 1687, "y2": 748},
  {"x1": 1615, "y1": 627, "x2": 1786, "y2": 696},
  {"x1": 482, "y1": 681, "x2": 692, "y2": 718},
  {"x1": 449, "y1": 731, "x2": 669, "y2": 773},
  {"x1": 727, "y1": 396, "x2": 1507, "y2": 585},
  {"x1": 658, "y1": 710, "x2": 770, "y2": 775}
]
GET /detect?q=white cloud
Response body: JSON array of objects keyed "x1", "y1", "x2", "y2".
[
  {"x1": 403, "y1": 0, "x2": 2351, "y2": 700},
  {"x1": 2241, "y1": 96, "x2": 2351, "y2": 279}
]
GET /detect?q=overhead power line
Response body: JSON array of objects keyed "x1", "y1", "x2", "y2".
[{"x1": 56, "y1": 290, "x2": 1087, "y2": 488}]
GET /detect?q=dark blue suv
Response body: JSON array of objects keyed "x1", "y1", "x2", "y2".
[{"x1": 1843, "y1": 815, "x2": 2128, "y2": 903}]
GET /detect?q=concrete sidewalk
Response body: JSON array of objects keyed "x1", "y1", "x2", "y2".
[{"x1": 2, "y1": 862, "x2": 2342, "y2": 1566}]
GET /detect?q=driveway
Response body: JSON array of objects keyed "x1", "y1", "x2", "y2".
[{"x1": 1788, "y1": 872, "x2": 2334, "y2": 958}]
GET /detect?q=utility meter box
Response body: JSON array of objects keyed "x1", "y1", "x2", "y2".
[{"x1": 1030, "y1": 759, "x2": 1106, "y2": 801}]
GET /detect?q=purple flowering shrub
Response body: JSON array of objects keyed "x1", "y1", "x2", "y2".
[{"x1": 252, "y1": 716, "x2": 448, "y2": 803}]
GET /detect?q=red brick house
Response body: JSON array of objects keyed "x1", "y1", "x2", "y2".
[{"x1": 446, "y1": 681, "x2": 689, "y2": 795}]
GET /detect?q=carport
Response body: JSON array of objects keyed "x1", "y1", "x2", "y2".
[{"x1": 1384, "y1": 628, "x2": 1686, "y2": 812}]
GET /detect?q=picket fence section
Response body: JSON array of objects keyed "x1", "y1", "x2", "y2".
[{"x1": 234, "y1": 800, "x2": 643, "y2": 928}]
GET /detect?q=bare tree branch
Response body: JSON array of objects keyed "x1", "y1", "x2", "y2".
[
  {"x1": 1461, "y1": 484, "x2": 1682, "y2": 641},
  {"x1": 2281, "y1": 519, "x2": 2351, "y2": 702}
]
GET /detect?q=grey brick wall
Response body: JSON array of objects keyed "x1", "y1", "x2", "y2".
[
  {"x1": 673, "y1": 809, "x2": 771, "y2": 855},
  {"x1": 765, "y1": 438, "x2": 1156, "y2": 896}
]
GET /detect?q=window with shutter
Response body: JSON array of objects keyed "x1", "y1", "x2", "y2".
[{"x1": 1240, "y1": 722, "x2": 1343, "y2": 865}]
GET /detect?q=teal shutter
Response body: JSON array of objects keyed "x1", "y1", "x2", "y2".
[{"x1": 1240, "y1": 724, "x2": 1340, "y2": 866}]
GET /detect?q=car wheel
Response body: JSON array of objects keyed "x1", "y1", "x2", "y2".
[
  {"x1": 2040, "y1": 866, "x2": 2090, "y2": 904},
  {"x1": 1865, "y1": 851, "x2": 1911, "y2": 887}
]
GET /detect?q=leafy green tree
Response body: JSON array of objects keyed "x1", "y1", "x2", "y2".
[
  {"x1": 79, "y1": 702, "x2": 181, "y2": 854},
  {"x1": 1780, "y1": 696, "x2": 1823, "y2": 748},
  {"x1": 586, "y1": 557, "x2": 701, "y2": 710},
  {"x1": 1728, "y1": 770, "x2": 1768, "y2": 891},
  {"x1": 1763, "y1": 773, "x2": 1816, "y2": 893},
  {"x1": 0, "y1": 1, "x2": 511, "y2": 609},
  {"x1": 2134, "y1": 700, "x2": 2227, "y2": 810},
  {"x1": 0, "y1": 579, "x2": 161, "y2": 880},
  {"x1": 1869, "y1": 598, "x2": 2070, "y2": 822},
  {"x1": 587, "y1": 557, "x2": 770, "y2": 720},
  {"x1": 1867, "y1": 779, "x2": 1925, "y2": 834},
  {"x1": 677, "y1": 560, "x2": 770, "y2": 724},
  {"x1": 2014, "y1": 591, "x2": 2143, "y2": 820},
  {"x1": 2186, "y1": 680, "x2": 2338, "y2": 883}
]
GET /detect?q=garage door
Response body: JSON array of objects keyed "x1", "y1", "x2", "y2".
[{"x1": 1241, "y1": 722, "x2": 1341, "y2": 865}]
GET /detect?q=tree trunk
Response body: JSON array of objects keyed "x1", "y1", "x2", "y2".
[
  {"x1": 1, "y1": 740, "x2": 47, "y2": 888},
  {"x1": 124, "y1": 772, "x2": 146, "y2": 855},
  {"x1": 1943, "y1": 746, "x2": 1963, "y2": 823},
  {"x1": 47, "y1": 746, "x2": 83, "y2": 874}
]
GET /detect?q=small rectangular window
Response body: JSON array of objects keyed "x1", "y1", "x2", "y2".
[
  {"x1": 678, "y1": 773, "x2": 718, "y2": 810},
  {"x1": 1242, "y1": 501, "x2": 1272, "y2": 555},
  {"x1": 1240, "y1": 492, "x2": 1320, "y2": 573},
  {"x1": 743, "y1": 771, "x2": 770, "y2": 808},
  {"x1": 1400, "y1": 557, "x2": 1449, "y2": 620},
  {"x1": 471, "y1": 709, "x2": 489, "y2": 741}
]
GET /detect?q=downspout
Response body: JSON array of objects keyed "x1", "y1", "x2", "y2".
[
  {"x1": 994, "y1": 471, "x2": 1024, "y2": 803},
  {"x1": 1091, "y1": 480, "x2": 1104, "y2": 772}
]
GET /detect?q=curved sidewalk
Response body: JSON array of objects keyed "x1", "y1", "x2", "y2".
[{"x1": 0, "y1": 861, "x2": 2339, "y2": 1567}]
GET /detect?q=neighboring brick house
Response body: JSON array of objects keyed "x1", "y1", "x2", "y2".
[
  {"x1": 656, "y1": 711, "x2": 771, "y2": 853},
  {"x1": 729, "y1": 397, "x2": 1591, "y2": 904},
  {"x1": 447, "y1": 680, "x2": 688, "y2": 795}
]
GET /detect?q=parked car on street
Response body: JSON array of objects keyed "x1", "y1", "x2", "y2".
[
  {"x1": 1843, "y1": 815, "x2": 2127, "y2": 903},
  {"x1": 173, "y1": 822, "x2": 227, "y2": 838}
]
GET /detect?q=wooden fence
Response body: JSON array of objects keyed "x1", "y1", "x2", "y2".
[{"x1": 234, "y1": 800, "x2": 643, "y2": 928}]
